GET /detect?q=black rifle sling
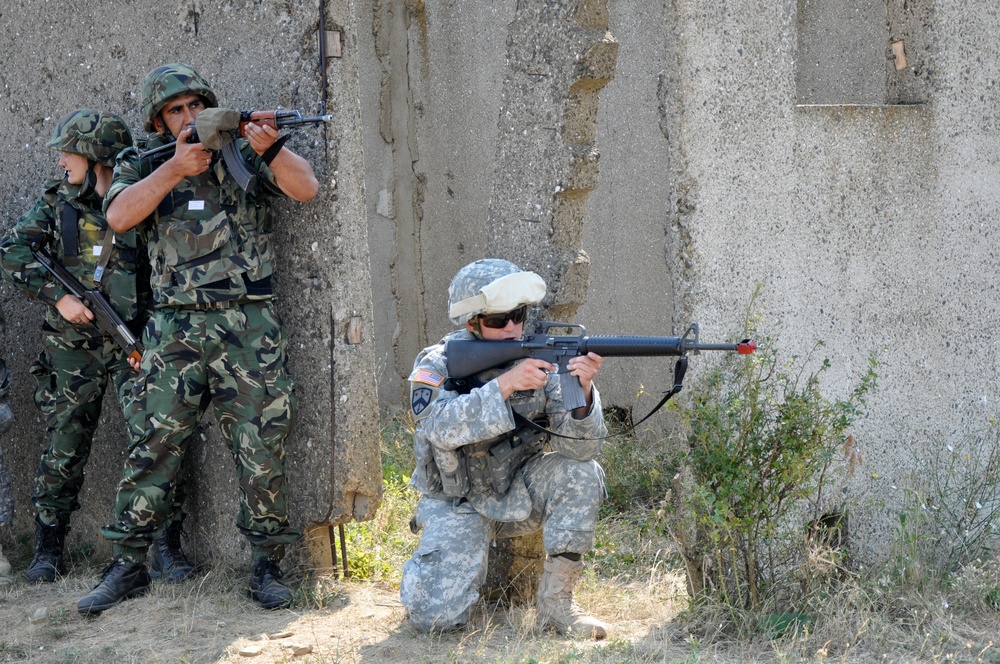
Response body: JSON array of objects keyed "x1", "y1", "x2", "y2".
[
  {"x1": 515, "y1": 356, "x2": 688, "y2": 440},
  {"x1": 93, "y1": 228, "x2": 115, "y2": 284},
  {"x1": 60, "y1": 201, "x2": 79, "y2": 258}
]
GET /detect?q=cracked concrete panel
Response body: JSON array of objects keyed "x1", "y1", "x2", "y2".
[
  {"x1": 575, "y1": 0, "x2": 675, "y2": 411},
  {"x1": 365, "y1": 0, "x2": 512, "y2": 403},
  {"x1": 487, "y1": 0, "x2": 616, "y2": 320},
  {"x1": 0, "y1": 0, "x2": 380, "y2": 565}
]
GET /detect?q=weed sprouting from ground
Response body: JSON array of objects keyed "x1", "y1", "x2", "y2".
[{"x1": 337, "y1": 414, "x2": 420, "y2": 585}]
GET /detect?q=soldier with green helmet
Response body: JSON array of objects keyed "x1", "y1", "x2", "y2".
[
  {"x1": 0, "y1": 108, "x2": 195, "y2": 585},
  {"x1": 77, "y1": 63, "x2": 318, "y2": 615}
]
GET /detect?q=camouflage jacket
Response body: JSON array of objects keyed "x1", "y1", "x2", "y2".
[
  {"x1": 0, "y1": 179, "x2": 146, "y2": 341},
  {"x1": 408, "y1": 328, "x2": 607, "y2": 521},
  {"x1": 106, "y1": 134, "x2": 284, "y2": 308}
]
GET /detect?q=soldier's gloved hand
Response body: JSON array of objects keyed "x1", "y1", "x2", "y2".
[
  {"x1": 497, "y1": 358, "x2": 555, "y2": 399},
  {"x1": 55, "y1": 294, "x2": 95, "y2": 326}
]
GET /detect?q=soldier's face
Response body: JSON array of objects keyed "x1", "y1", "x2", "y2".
[
  {"x1": 154, "y1": 94, "x2": 207, "y2": 139},
  {"x1": 58, "y1": 152, "x2": 89, "y2": 185},
  {"x1": 468, "y1": 317, "x2": 524, "y2": 341}
]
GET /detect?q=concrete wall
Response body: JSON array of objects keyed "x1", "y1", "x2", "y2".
[
  {"x1": 0, "y1": 0, "x2": 382, "y2": 567},
  {"x1": 3, "y1": 0, "x2": 1000, "y2": 565},
  {"x1": 362, "y1": 0, "x2": 1000, "y2": 560}
]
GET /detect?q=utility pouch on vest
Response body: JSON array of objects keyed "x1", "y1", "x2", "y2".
[
  {"x1": 433, "y1": 446, "x2": 470, "y2": 498},
  {"x1": 487, "y1": 426, "x2": 545, "y2": 495}
]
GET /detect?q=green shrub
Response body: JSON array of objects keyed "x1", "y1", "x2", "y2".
[
  {"x1": 665, "y1": 318, "x2": 877, "y2": 617},
  {"x1": 339, "y1": 414, "x2": 420, "y2": 584}
]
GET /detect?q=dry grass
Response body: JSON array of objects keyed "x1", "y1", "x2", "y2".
[
  {"x1": 0, "y1": 557, "x2": 693, "y2": 664},
  {"x1": 3, "y1": 519, "x2": 1000, "y2": 663},
  {"x1": 4, "y1": 416, "x2": 1000, "y2": 663}
]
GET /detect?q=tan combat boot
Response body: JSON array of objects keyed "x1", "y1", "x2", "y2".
[{"x1": 536, "y1": 555, "x2": 608, "y2": 639}]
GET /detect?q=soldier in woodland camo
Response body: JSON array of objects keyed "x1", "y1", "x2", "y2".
[
  {"x1": 78, "y1": 63, "x2": 319, "y2": 615},
  {"x1": 0, "y1": 109, "x2": 196, "y2": 585},
  {"x1": 401, "y1": 259, "x2": 610, "y2": 639}
]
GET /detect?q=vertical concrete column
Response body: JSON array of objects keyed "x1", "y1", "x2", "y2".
[
  {"x1": 312, "y1": 0, "x2": 382, "y2": 544},
  {"x1": 486, "y1": 0, "x2": 617, "y2": 319},
  {"x1": 483, "y1": 0, "x2": 618, "y2": 603}
]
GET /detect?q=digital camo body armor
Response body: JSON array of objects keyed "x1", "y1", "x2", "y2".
[
  {"x1": 107, "y1": 134, "x2": 281, "y2": 308},
  {"x1": 408, "y1": 328, "x2": 607, "y2": 522}
]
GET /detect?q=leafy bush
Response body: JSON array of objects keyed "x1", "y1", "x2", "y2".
[{"x1": 665, "y1": 322, "x2": 877, "y2": 616}]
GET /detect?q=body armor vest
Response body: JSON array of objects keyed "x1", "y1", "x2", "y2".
[
  {"x1": 131, "y1": 138, "x2": 276, "y2": 307},
  {"x1": 44, "y1": 181, "x2": 144, "y2": 325},
  {"x1": 431, "y1": 377, "x2": 549, "y2": 500}
]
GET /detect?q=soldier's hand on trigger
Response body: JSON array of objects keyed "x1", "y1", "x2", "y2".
[
  {"x1": 55, "y1": 294, "x2": 94, "y2": 327},
  {"x1": 172, "y1": 125, "x2": 213, "y2": 177},
  {"x1": 497, "y1": 358, "x2": 555, "y2": 399}
]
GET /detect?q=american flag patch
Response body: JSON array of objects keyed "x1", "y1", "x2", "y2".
[{"x1": 412, "y1": 368, "x2": 445, "y2": 387}]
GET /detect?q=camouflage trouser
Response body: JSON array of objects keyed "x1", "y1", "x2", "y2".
[
  {"x1": 102, "y1": 301, "x2": 299, "y2": 563},
  {"x1": 400, "y1": 453, "x2": 603, "y2": 632},
  {"x1": 0, "y1": 357, "x2": 12, "y2": 436},
  {"x1": 0, "y1": 357, "x2": 11, "y2": 526},
  {"x1": 27, "y1": 333, "x2": 190, "y2": 527}
]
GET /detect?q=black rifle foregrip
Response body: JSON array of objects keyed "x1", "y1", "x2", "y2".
[{"x1": 579, "y1": 336, "x2": 685, "y2": 357}]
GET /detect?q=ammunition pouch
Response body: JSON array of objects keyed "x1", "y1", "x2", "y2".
[
  {"x1": 432, "y1": 418, "x2": 547, "y2": 499},
  {"x1": 434, "y1": 447, "x2": 470, "y2": 498}
]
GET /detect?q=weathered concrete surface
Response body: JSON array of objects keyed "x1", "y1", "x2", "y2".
[
  {"x1": 3, "y1": 0, "x2": 998, "y2": 569},
  {"x1": 663, "y1": 0, "x2": 972, "y2": 561},
  {"x1": 0, "y1": 0, "x2": 381, "y2": 567},
  {"x1": 576, "y1": 0, "x2": 675, "y2": 410},
  {"x1": 362, "y1": 0, "x2": 1000, "y2": 562},
  {"x1": 363, "y1": 0, "x2": 514, "y2": 408}
]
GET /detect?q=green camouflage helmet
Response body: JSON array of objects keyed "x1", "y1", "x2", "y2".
[
  {"x1": 140, "y1": 62, "x2": 218, "y2": 132},
  {"x1": 448, "y1": 259, "x2": 547, "y2": 326},
  {"x1": 47, "y1": 109, "x2": 133, "y2": 168}
]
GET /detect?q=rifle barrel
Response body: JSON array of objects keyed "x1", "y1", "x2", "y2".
[
  {"x1": 580, "y1": 335, "x2": 685, "y2": 357},
  {"x1": 278, "y1": 114, "x2": 332, "y2": 126}
]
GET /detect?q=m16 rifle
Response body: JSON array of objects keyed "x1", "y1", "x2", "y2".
[{"x1": 446, "y1": 321, "x2": 756, "y2": 412}]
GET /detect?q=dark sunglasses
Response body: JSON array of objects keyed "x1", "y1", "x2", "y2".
[{"x1": 479, "y1": 305, "x2": 528, "y2": 329}]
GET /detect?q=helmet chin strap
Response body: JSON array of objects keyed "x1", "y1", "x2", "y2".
[{"x1": 78, "y1": 160, "x2": 99, "y2": 199}]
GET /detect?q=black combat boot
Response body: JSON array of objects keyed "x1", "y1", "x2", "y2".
[
  {"x1": 149, "y1": 520, "x2": 195, "y2": 583},
  {"x1": 77, "y1": 559, "x2": 151, "y2": 615},
  {"x1": 249, "y1": 558, "x2": 293, "y2": 609},
  {"x1": 25, "y1": 516, "x2": 68, "y2": 583}
]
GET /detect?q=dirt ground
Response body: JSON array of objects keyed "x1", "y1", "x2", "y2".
[{"x1": 0, "y1": 562, "x2": 691, "y2": 664}]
